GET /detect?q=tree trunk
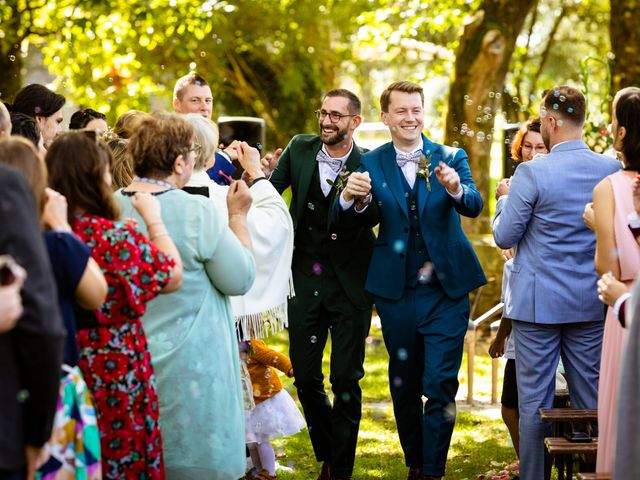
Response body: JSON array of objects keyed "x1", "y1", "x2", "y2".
[
  {"x1": 0, "y1": 55, "x2": 24, "y2": 101},
  {"x1": 610, "y1": 0, "x2": 640, "y2": 91},
  {"x1": 445, "y1": 0, "x2": 537, "y2": 233}
]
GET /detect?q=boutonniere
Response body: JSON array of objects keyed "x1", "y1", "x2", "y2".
[
  {"x1": 326, "y1": 165, "x2": 352, "y2": 192},
  {"x1": 416, "y1": 153, "x2": 434, "y2": 191}
]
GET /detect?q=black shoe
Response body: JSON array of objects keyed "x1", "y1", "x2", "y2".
[
  {"x1": 317, "y1": 462, "x2": 331, "y2": 480},
  {"x1": 407, "y1": 467, "x2": 422, "y2": 480}
]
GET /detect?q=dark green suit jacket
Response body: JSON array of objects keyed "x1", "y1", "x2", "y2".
[{"x1": 270, "y1": 134, "x2": 375, "y2": 310}]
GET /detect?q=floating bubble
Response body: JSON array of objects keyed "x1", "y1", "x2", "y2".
[
  {"x1": 341, "y1": 392, "x2": 351, "y2": 402},
  {"x1": 444, "y1": 402, "x2": 457, "y2": 422},
  {"x1": 393, "y1": 239, "x2": 405, "y2": 253},
  {"x1": 418, "y1": 262, "x2": 434, "y2": 283},
  {"x1": 477, "y1": 105, "x2": 483, "y2": 111},
  {"x1": 17, "y1": 389, "x2": 29, "y2": 402},
  {"x1": 512, "y1": 97, "x2": 519, "y2": 103},
  {"x1": 466, "y1": 130, "x2": 475, "y2": 137},
  {"x1": 552, "y1": 103, "x2": 559, "y2": 110},
  {"x1": 200, "y1": 51, "x2": 206, "y2": 57},
  {"x1": 310, "y1": 335, "x2": 317, "y2": 344},
  {"x1": 486, "y1": 134, "x2": 492, "y2": 141},
  {"x1": 393, "y1": 376, "x2": 403, "y2": 388},
  {"x1": 540, "y1": 107, "x2": 548, "y2": 117},
  {"x1": 475, "y1": 117, "x2": 482, "y2": 123},
  {"x1": 483, "y1": 107, "x2": 492, "y2": 115},
  {"x1": 452, "y1": 141, "x2": 459, "y2": 148},
  {"x1": 397, "y1": 348, "x2": 408, "y2": 361},
  {"x1": 505, "y1": 138, "x2": 511, "y2": 144},
  {"x1": 495, "y1": 93, "x2": 502, "y2": 99},
  {"x1": 559, "y1": 95, "x2": 566, "y2": 102},
  {"x1": 463, "y1": 94, "x2": 470, "y2": 101},
  {"x1": 476, "y1": 132, "x2": 486, "y2": 142},
  {"x1": 488, "y1": 92, "x2": 495, "y2": 98},
  {"x1": 553, "y1": 89, "x2": 561, "y2": 97},
  {"x1": 557, "y1": 119, "x2": 564, "y2": 126},
  {"x1": 465, "y1": 99, "x2": 473, "y2": 106},
  {"x1": 8, "y1": 55, "x2": 15, "y2": 62},
  {"x1": 312, "y1": 263, "x2": 323, "y2": 275},
  {"x1": 567, "y1": 107, "x2": 574, "y2": 113}
]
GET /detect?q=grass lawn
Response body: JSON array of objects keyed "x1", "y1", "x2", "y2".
[{"x1": 264, "y1": 324, "x2": 518, "y2": 479}]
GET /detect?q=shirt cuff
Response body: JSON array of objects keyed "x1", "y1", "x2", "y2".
[
  {"x1": 447, "y1": 186, "x2": 463, "y2": 202},
  {"x1": 613, "y1": 292, "x2": 632, "y2": 319},
  {"x1": 339, "y1": 192, "x2": 355, "y2": 211}
]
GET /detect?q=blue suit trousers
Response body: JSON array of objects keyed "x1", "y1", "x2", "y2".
[{"x1": 375, "y1": 283, "x2": 469, "y2": 476}]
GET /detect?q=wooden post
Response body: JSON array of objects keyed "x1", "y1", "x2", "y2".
[
  {"x1": 491, "y1": 357, "x2": 499, "y2": 404},
  {"x1": 467, "y1": 322, "x2": 476, "y2": 406}
]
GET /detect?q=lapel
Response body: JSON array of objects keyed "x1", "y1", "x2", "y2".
[
  {"x1": 296, "y1": 138, "x2": 323, "y2": 225},
  {"x1": 417, "y1": 135, "x2": 441, "y2": 219},
  {"x1": 381, "y1": 142, "x2": 409, "y2": 219}
]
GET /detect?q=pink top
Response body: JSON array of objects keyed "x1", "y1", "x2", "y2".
[{"x1": 610, "y1": 170, "x2": 640, "y2": 281}]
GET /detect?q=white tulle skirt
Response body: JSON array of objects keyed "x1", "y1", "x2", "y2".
[{"x1": 245, "y1": 389, "x2": 306, "y2": 443}]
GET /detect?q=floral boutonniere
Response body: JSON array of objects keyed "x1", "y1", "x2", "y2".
[
  {"x1": 326, "y1": 165, "x2": 352, "y2": 193},
  {"x1": 416, "y1": 153, "x2": 434, "y2": 191}
]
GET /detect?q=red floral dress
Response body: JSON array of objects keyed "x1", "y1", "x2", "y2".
[{"x1": 73, "y1": 213, "x2": 174, "y2": 480}]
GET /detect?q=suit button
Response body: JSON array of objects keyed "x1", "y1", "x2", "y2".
[
  {"x1": 331, "y1": 233, "x2": 337, "y2": 240},
  {"x1": 307, "y1": 202, "x2": 315, "y2": 211},
  {"x1": 413, "y1": 215, "x2": 418, "y2": 220},
  {"x1": 313, "y1": 291, "x2": 319, "y2": 297}
]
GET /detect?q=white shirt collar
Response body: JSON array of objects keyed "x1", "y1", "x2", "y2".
[
  {"x1": 393, "y1": 139, "x2": 424, "y2": 156},
  {"x1": 322, "y1": 143, "x2": 353, "y2": 163}
]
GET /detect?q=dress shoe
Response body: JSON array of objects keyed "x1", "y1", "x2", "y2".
[
  {"x1": 407, "y1": 467, "x2": 422, "y2": 480},
  {"x1": 317, "y1": 462, "x2": 331, "y2": 480}
]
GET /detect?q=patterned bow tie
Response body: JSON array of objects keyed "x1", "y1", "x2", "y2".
[
  {"x1": 316, "y1": 149, "x2": 343, "y2": 173},
  {"x1": 396, "y1": 150, "x2": 422, "y2": 167}
]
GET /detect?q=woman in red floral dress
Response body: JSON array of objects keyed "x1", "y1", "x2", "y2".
[{"x1": 46, "y1": 130, "x2": 183, "y2": 479}]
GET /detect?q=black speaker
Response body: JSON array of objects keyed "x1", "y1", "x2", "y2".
[{"x1": 502, "y1": 123, "x2": 521, "y2": 177}]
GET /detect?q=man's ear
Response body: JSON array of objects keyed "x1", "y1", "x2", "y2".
[
  {"x1": 381, "y1": 111, "x2": 388, "y2": 125},
  {"x1": 352, "y1": 115, "x2": 363, "y2": 129},
  {"x1": 172, "y1": 97, "x2": 182, "y2": 113}
]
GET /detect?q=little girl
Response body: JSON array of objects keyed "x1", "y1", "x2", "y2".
[{"x1": 243, "y1": 338, "x2": 306, "y2": 480}]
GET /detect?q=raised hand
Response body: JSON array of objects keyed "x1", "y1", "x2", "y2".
[
  {"x1": 236, "y1": 142, "x2": 265, "y2": 183},
  {"x1": 434, "y1": 161, "x2": 461, "y2": 195},
  {"x1": 227, "y1": 177, "x2": 253, "y2": 217},
  {"x1": 41, "y1": 188, "x2": 71, "y2": 231},
  {"x1": 261, "y1": 148, "x2": 283, "y2": 177}
]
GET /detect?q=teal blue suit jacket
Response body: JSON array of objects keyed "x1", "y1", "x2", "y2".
[{"x1": 334, "y1": 134, "x2": 487, "y2": 300}]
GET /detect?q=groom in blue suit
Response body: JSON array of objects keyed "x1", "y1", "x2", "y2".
[
  {"x1": 334, "y1": 81, "x2": 486, "y2": 479},
  {"x1": 492, "y1": 86, "x2": 620, "y2": 480}
]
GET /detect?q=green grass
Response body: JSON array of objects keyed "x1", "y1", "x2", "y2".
[{"x1": 263, "y1": 326, "x2": 517, "y2": 479}]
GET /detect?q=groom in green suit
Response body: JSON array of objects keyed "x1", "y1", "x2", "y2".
[{"x1": 270, "y1": 89, "x2": 374, "y2": 480}]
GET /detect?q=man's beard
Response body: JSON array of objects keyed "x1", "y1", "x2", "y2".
[{"x1": 320, "y1": 124, "x2": 348, "y2": 146}]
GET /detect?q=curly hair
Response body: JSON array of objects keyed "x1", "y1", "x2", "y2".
[
  {"x1": 0, "y1": 137, "x2": 47, "y2": 214},
  {"x1": 128, "y1": 111, "x2": 194, "y2": 178},
  {"x1": 184, "y1": 114, "x2": 218, "y2": 171},
  {"x1": 46, "y1": 130, "x2": 120, "y2": 223}
]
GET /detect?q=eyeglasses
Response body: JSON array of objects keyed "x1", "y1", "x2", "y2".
[
  {"x1": 190, "y1": 142, "x2": 202, "y2": 155},
  {"x1": 314, "y1": 110, "x2": 357, "y2": 123}
]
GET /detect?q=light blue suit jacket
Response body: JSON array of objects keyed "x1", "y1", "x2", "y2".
[
  {"x1": 333, "y1": 134, "x2": 487, "y2": 301},
  {"x1": 492, "y1": 140, "x2": 620, "y2": 324}
]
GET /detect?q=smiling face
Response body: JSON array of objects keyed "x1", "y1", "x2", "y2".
[
  {"x1": 381, "y1": 91, "x2": 424, "y2": 150},
  {"x1": 173, "y1": 84, "x2": 213, "y2": 119},
  {"x1": 318, "y1": 95, "x2": 358, "y2": 147},
  {"x1": 520, "y1": 130, "x2": 547, "y2": 161}
]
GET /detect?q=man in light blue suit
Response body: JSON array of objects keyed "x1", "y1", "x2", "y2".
[
  {"x1": 334, "y1": 81, "x2": 486, "y2": 480},
  {"x1": 492, "y1": 86, "x2": 620, "y2": 480}
]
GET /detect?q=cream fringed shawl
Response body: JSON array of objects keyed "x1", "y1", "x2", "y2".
[{"x1": 186, "y1": 170, "x2": 294, "y2": 339}]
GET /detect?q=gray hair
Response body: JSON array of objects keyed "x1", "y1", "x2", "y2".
[{"x1": 184, "y1": 114, "x2": 219, "y2": 171}]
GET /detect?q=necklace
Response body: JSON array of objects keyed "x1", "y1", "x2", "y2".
[{"x1": 132, "y1": 176, "x2": 175, "y2": 190}]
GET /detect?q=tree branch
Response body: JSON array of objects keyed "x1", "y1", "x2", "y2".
[{"x1": 529, "y1": 5, "x2": 569, "y2": 97}]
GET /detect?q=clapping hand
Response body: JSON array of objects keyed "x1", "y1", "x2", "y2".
[
  {"x1": 495, "y1": 178, "x2": 510, "y2": 200},
  {"x1": 343, "y1": 172, "x2": 371, "y2": 202},
  {"x1": 597, "y1": 272, "x2": 629, "y2": 307},
  {"x1": 261, "y1": 148, "x2": 283, "y2": 177},
  {"x1": 434, "y1": 161, "x2": 461, "y2": 195}
]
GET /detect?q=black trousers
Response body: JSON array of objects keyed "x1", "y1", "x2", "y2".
[{"x1": 288, "y1": 266, "x2": 371, "y2": 477}]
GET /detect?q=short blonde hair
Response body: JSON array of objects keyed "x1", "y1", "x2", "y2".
[
  {"x1": 184, "y1": 114, "x2": 219, "y2": 171},
  {"x1": 113, "y1": 110, "x2": 151, "y2": 139}
]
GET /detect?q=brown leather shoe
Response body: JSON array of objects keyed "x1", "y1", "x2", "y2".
[
  {"x1": 317, "y1": 462, "x2": 331, "y2": 480},
  {"x1": 407, "y1": 467, "x2": 422, "y2": 480},
  {"x1": 253, "y1": 469, "x2": 277, "y2": 480}
]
